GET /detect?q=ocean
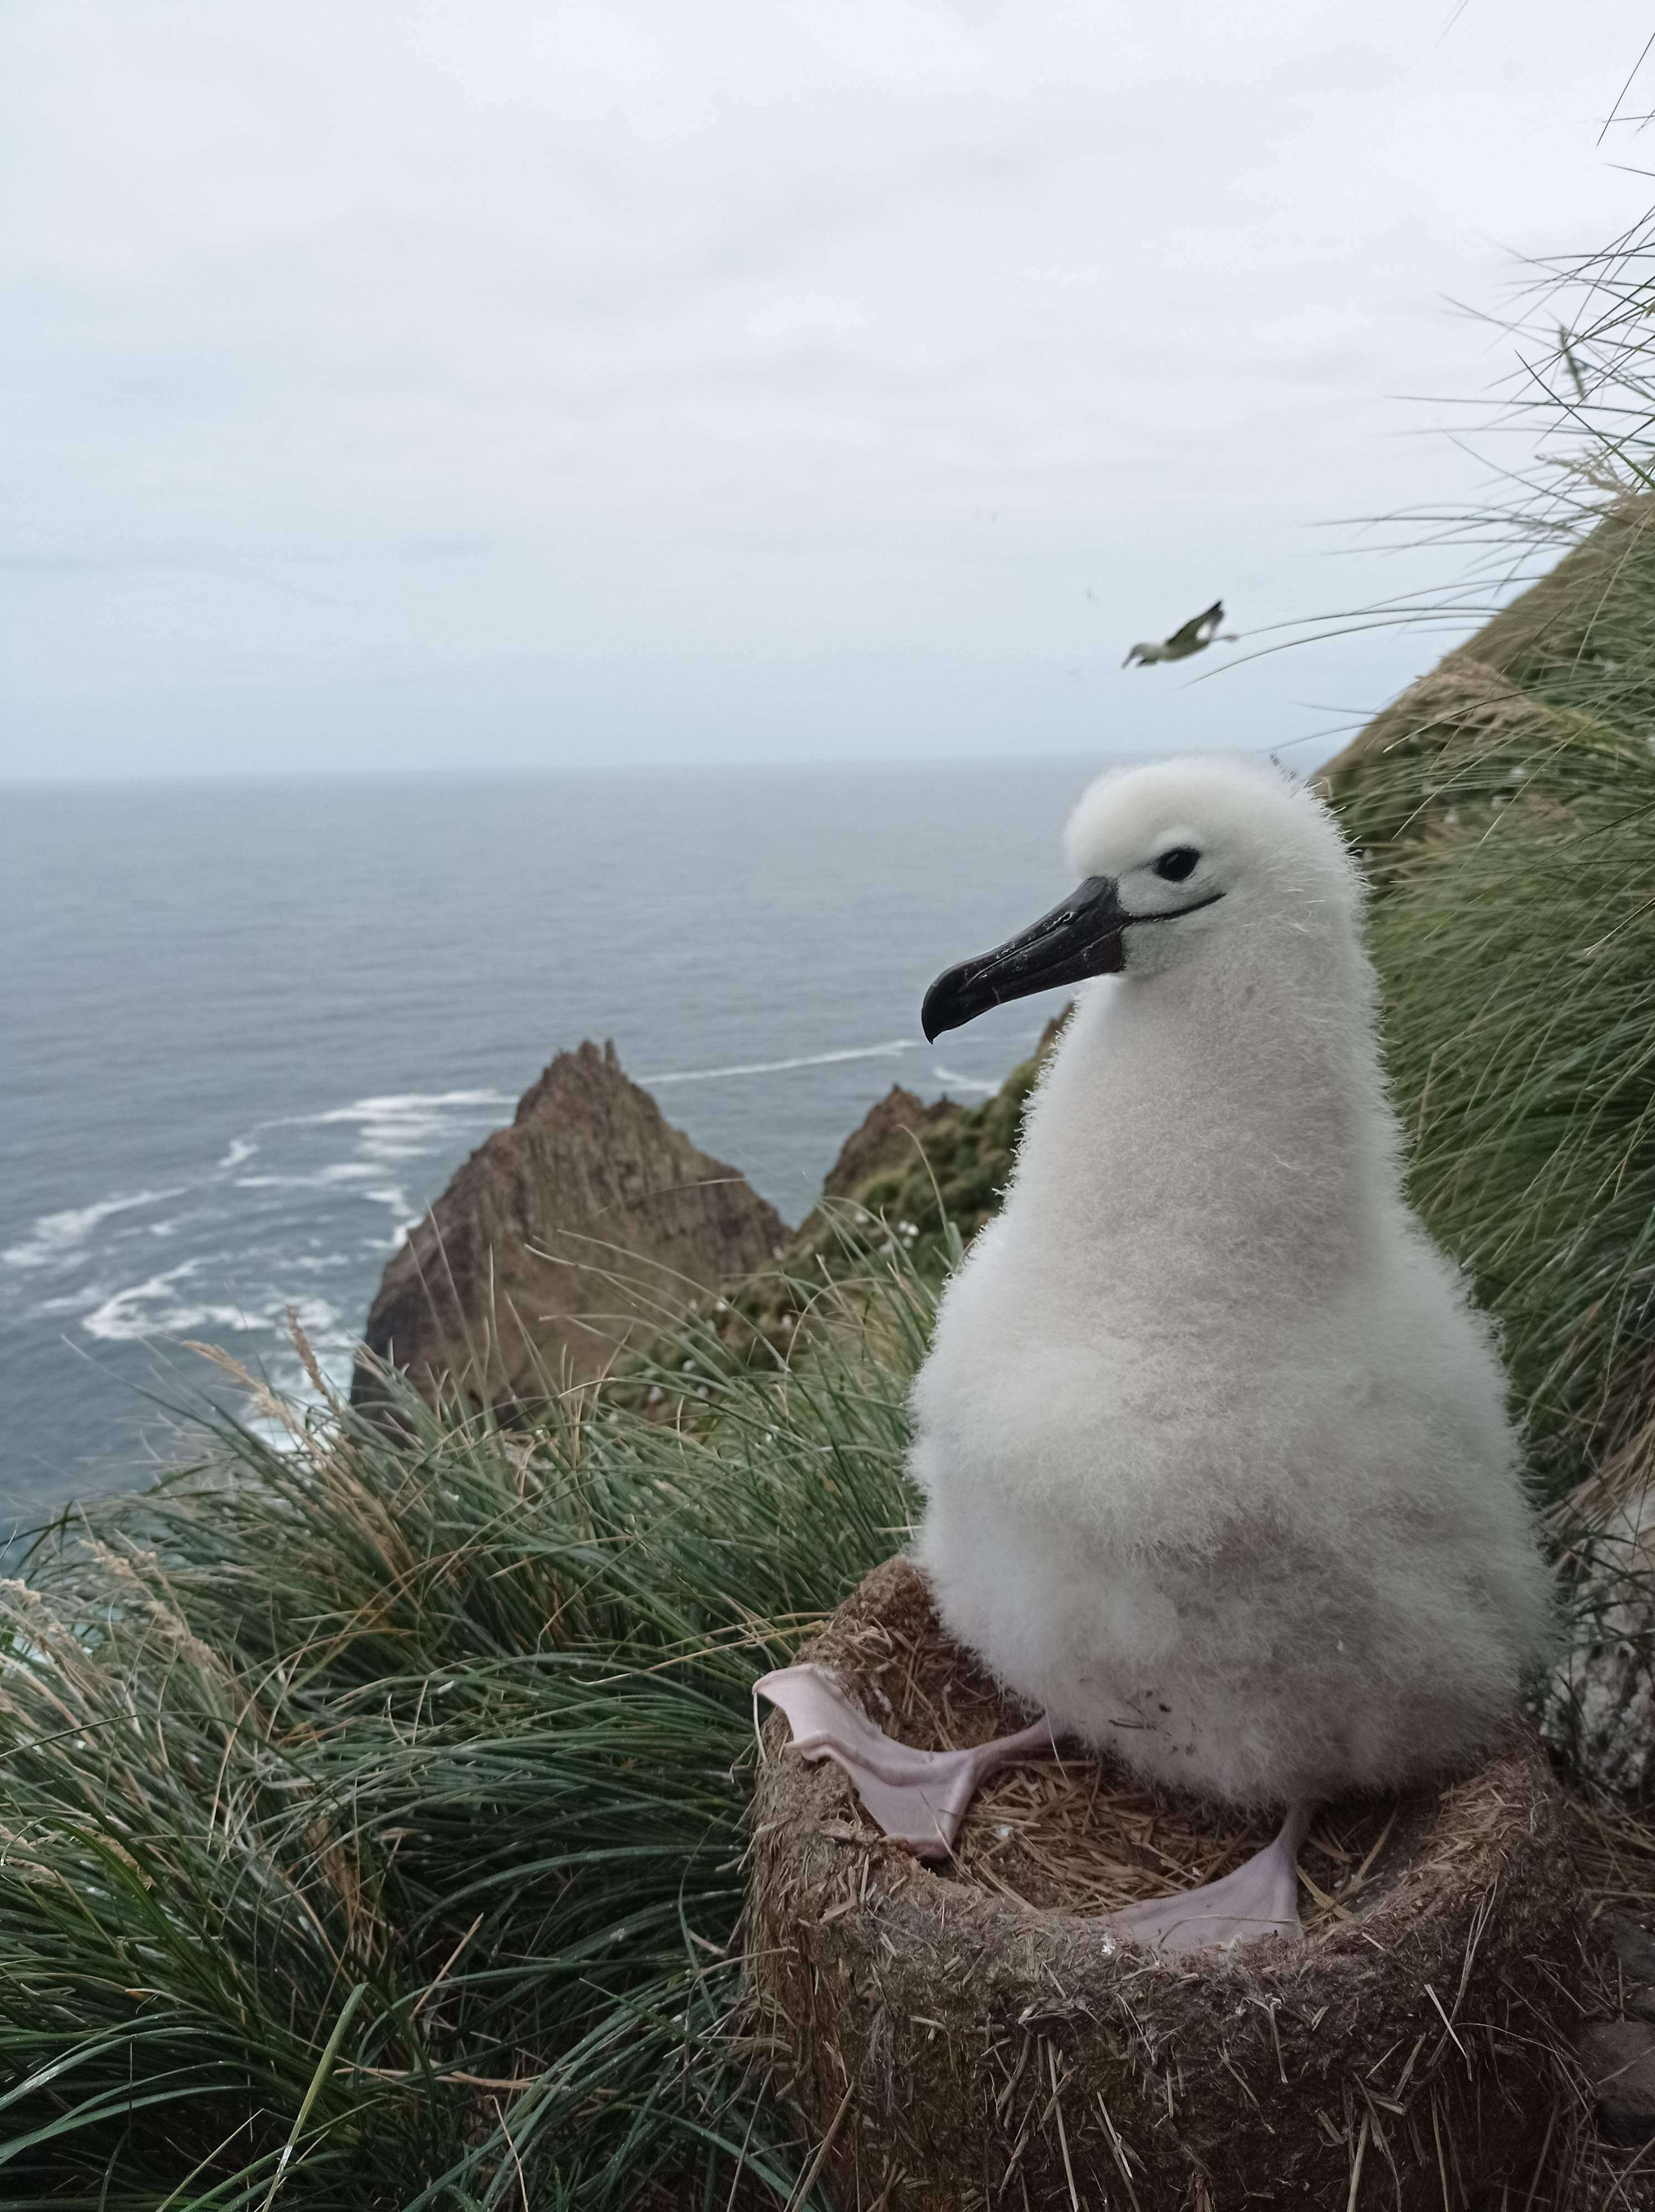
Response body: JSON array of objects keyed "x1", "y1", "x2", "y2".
[{"x1": 1, "y1": 757, "x2": 1101, "y2": 1521}]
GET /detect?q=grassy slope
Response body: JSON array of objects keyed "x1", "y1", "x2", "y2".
[
  {"x1": 1321, "y1": 497, "x2": 1655, "y2": 1507},
  {"x1": 0, "y1": 1264, "x2": 933, "y2": 2210}
]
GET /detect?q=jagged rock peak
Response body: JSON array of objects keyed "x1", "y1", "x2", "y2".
[
  {"x1": 353, "y1": 1039, "x2": 788, "y2": 1413},
  {"x1": 821, "y1": 1085, "x2": 960, "y2": 1203}
]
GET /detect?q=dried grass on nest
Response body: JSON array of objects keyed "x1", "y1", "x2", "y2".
[{"x1": 953, "y1": 1760, "x2": 1401, "y2": 1925}]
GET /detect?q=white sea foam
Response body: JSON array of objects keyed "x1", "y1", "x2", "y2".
[
  {"x1": 304, "y1": 1091, "x2": 511, "y2": 1122},
  {"x1": 7, "y1": 1086, "x2": 504, "y2": 1353},
  {"x1": 234, "y1": 1163, "x2": 381, "y2": 1190},
  {"x1": 82, "y1": 1267, "x2": 345, "y2": 1347},
  {"x1": 644, "y1": 1040, "x2": 920, "y2": 1087},
  {"x1": 363, "y1": 1185, "x2": 420, "y2": 1252},
  {"x1": 931, "y1": 1064, "x2": 1000, "y2": 1096},
  {"x1": 290, "y1": 1091, "x2": 513, "y2": 1165},
  {"x1": 3, "y1": 1187, "x2": 188, "y2": 1270},
  {"x1": 35, "y1": 1284, "x2": 114, "y2": 1317},
  {"x1": 85, "y1": 1263, "x2": 230, "y2": 1343},
  {"x1": 273, "y1": 1295, "x2": 343, "y2": 1342}
]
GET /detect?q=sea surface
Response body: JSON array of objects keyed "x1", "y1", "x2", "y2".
[{"x1": 2, "y1": 757, "x2": 1101, "y2": 1522}]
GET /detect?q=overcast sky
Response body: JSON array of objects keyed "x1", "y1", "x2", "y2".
[{"x1": 4, "y1": 0, "x2": 1652, "y2": 780}]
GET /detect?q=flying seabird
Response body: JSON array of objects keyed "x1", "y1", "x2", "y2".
[
  {"x1": 759, "y1": 756, "x2": 1552, "y2": 1954},
  {"x1": 1122, "y1": 601, "x2": 1235, "y2": 667}
]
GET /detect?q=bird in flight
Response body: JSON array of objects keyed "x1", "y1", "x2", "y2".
[{"x1": 1122, "y1": 601, "x2": 1236, "y2": 667}]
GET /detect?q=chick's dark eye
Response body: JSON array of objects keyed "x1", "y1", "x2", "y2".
[{"x1": 1153, "y1": 846, "x2": 1200, "y2": 883}]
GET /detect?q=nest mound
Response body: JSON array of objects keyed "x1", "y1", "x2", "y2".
[{"x1": 749, "y1": 1558, "x2": 1581, "y2": 2211}]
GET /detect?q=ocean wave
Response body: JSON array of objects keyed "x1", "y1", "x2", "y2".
[
  {"x1": 931, "y1": 1063, "x2": 1000, "y2": 1096},
  {"x1": 35, "y1": 1284, "x2": 116, "y2": 1318},
  {"x1": 363, "y1": 1185, "x2": 420, "y2": 1252},
  {"x1": 84, "y1": 1264, "x2": 232, "y2": 1344},
  {"x1": 289, "y1": 1090, "x2": 514, "y2": 1165},
  {"x1": 643, "y1": 1040, "x2": 921, "y2": 1087},
  {"x1": 5, "y1": 1082, "x2": 498, "y2": 1347},
  {"x1": 233, "y1": 1162, "x2": 382, "y2": 1190},
  {"x1": 3, "y1": 1187, "x2": 189, "y2": 1271},
  {"x1": 82, "y1": 1267, "x2": 345, "y2": 1348},
  {"x1": 299, "y1": 1091, "x2": 512, "y2": 1126}
]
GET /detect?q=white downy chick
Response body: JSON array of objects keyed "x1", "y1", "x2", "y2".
[{"x1": 910, "y1": 754, "x2": 1552, "y2": 1809}]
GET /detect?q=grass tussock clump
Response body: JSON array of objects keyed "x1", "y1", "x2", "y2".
[{"x1": 0, "y1": 1251, "x2": 936, "y2": 2209}]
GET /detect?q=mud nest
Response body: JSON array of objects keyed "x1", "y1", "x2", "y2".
[{"x1": 748, "y1": 1557, "x2": 1583, "y2": 2210}]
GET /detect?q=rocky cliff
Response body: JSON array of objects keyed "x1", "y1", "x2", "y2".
[{"x1": 352, "y1": 1040, "x2": 788, "y2": 1412}]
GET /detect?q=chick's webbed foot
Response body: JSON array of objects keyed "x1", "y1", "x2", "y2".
[
  {"x1": 754, "y1": 1663, "x2": 1055, "y2": 1859},
  {"x1": 1101, "y1": 1802, "x2": 1313, "y2": 1955}
]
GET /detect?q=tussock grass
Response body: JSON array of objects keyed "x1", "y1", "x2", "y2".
[
  {"x1": 1328, "y1": 689, "x2": 1655, "y2": 1502},
  {"x1": 1315, "y1": 217, "x2": 1655, "y2": 1513},
  {"x1": 0, "y1": 1245, "x2": 936, "y2": 2208}
]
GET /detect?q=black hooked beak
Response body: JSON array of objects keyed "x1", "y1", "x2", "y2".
[
  {"x1": 922, "y1": 875, "x2": 1128, "y2": 1042},
  {"x1": 921, "y1": 876, "x2": 1224, "y2": 1041}
]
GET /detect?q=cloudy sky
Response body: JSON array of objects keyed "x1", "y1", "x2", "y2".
[{"x1": 4, "y1": 0, "x2": 1652, "y2": 780}]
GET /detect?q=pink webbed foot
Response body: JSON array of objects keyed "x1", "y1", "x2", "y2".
[
  {"x1": 1102, "y1": 1802, "x2": 1314, "y2": 1955},
  {"x1": 754, "y1": 1662, "x2": 1057, "y2": 1859}
]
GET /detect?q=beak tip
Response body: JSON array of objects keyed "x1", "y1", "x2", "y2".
[{"x1": 921, "y1": 970, "x2": 972, "y2": 1043}]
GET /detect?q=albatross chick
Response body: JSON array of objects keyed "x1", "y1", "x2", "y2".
[{"x1": 759, "y1": 755, "x2": 1552, "y2": 1954}]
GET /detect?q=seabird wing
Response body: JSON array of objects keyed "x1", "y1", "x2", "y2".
[{"x1": 1163, "y1": 600, "x2": 1225, "y2": 654}]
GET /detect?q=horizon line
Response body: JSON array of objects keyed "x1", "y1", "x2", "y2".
[{"x1": 0, "y1": 742, "x2": 1186, "y2": 795}]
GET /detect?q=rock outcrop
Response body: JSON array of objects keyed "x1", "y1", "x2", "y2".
[
  {"x1": 818, "y1": 1085, "x2": 960, "y2": 1204},
  {"x1": 792, "y1": 1009, "x2": 1069, "y2": 1264},
  {"x1": 352, "y1": 1041, "x2": 788, "y2": 1412}
]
